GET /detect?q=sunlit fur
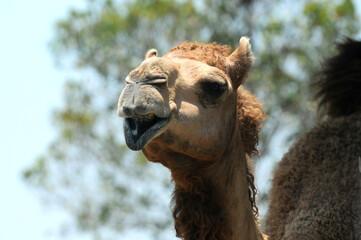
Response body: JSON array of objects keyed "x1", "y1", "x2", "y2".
[
  {"x1": 265, "y1": 38, "x2": 361, "y2": 239},
  {"x1": 164, "y1": 41, "x2": 265, "y2": 240},
  {"x1": 168, "y1": 88, "x2": 265, "y2": 240},
  {"x1": 165, "y1": 42, "x2": 232, "y2": 72},
  {"x1": 118, "y1": 37, "x2": 267, "y2": 240}
]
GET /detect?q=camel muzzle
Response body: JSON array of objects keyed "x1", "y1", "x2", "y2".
[
  {"x1": 117, "y1": 78, "x2": 175, "y2": 151},
  {"x1": 123, "y1": 114, "x2": 171, "y2": 151}
]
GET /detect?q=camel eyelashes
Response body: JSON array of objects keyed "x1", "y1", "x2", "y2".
[
  {"x1": 200, "y1": 80, "x2": 227, "y2": 98},
  {"x1": 198, "y1": 80, "x2": 227, "y2": 108}
]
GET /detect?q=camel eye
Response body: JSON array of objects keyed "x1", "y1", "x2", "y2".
[
  {"x1": 200, "y1": 80, "x2": 227, "y2": 98},
  {"x1": 198, "y1": 80, "x2": 227, "y2": 108}
]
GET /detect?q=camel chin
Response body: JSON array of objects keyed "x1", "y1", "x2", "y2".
[{"x1": 123, "y1": 114, "x2": 171, "y2": 151}]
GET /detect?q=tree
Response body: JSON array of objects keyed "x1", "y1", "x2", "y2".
[{"x1": 23, "y1": 0, "x2": 360, "y2": 239}]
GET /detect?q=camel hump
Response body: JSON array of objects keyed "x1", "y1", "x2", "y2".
[{"x1": 314, "y1": 38, "x2": 361, "y2": 117}]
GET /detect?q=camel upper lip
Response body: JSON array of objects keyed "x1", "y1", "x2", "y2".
[{"x1": 123, "y1": 114, "x2": 171, "y2": 151}]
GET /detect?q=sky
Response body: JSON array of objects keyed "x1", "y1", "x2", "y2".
[{"x1": 0, "y1": 1, "x2": 89, "y2": 240}]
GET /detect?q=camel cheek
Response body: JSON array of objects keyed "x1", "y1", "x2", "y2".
[{"x1": 177, "y1": 101, "x2": 200, "y2": 121}]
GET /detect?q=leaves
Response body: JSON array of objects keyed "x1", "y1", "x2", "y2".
[{"x1": 336, "y1": 0, "x2": 355, "y2": 18}]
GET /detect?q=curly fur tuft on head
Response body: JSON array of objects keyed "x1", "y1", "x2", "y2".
[
  {"x1": 164, "y1": 42, "x2": 232, "y2": 73},
  {"x1": 313, "y1": 38, "x2": 361, "y2": 117}
]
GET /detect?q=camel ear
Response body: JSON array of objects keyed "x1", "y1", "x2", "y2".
[
  {"x1": 145, "y1": 49, "x2": 158, "y2": 59},
  {"x1": 226, "y1": 37, "x2": 254, "y2": 89}
]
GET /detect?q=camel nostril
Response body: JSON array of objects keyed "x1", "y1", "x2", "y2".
[
  {"x1": 119, "y1": 105, "x2": 135, "y2": 117},
  {"x1": 124, "y1": 105, "x2": 134, "y2": 115}
]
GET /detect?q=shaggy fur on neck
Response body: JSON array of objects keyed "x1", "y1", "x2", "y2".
[{"x1": 171, "y1": 163, "x2": 232, "y2": 240}]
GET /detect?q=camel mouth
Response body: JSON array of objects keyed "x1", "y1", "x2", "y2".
[{"x1": 124, "y1": 114, "x2": 171, "y2": 151}]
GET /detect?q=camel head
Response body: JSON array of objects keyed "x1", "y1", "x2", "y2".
[{"x1": 117, "y1": 37, "x2": 254, "y2": 162}]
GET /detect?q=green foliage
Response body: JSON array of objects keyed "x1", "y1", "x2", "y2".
[
  {"x1": 23, "y1": 0, "x2": 360, "y2": 239},
  {"x1": 336, "y1": 0, "x2": 355, "y2": 17}
]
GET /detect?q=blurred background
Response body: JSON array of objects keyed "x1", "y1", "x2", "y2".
[{"x1": 1, "y1": 0, "x2": 360, "y2": 239}]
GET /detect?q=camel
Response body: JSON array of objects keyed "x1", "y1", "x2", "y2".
[
  {"x1": 117, "y1": 37, "x2": 267, "y2": 240},
  {"x1": 265, "y1": 38, "x2": 361, "y2": 239}
]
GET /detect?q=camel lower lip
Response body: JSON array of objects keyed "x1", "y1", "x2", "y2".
[{"x1": 124, "y1": 115, "x2": 170, "y2": 151}]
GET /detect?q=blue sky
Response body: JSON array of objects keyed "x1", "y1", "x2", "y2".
[{"x1": 0, "y1": 1, "x2": 89, "y2": 239}]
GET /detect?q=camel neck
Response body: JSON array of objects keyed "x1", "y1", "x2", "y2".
[
  {"x1": 209, "y1": 130, "x2": 262, "y2": 240},
  {"x1": 168, "y1": 129, "x2": 263, "y2": 240}
]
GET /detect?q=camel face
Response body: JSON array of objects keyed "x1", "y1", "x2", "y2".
[
  {"x1": 118, "y1": 37, "x2": 253, "y2": 161},
  {"x1": 118, "y1": 56, "x2": 235, "y2": 157},
  {"x1": 150, "y1": 58, "x2": 237, "y2": 161}
]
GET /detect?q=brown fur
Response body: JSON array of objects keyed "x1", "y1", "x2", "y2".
[
  {"x1": 165, "y1": 42, "x2": 232, "y2": 73},
  {"x1": 266, "y1": 38, "x2": 361, "y2": 239},
  {"x1": 170, "y1": 159, "x2": 233, "y2": 240},
  {"x1": 313, "y1": 38, "x2": 361, "y2": 118},
  {"x1": 164, "y1": 43, "x2": 265, "y2": 239},
  {"x1": 238, "y1": 88, "x2": 266, "y2": 217},
  {"x1": 168, "y1": 88, "x2": 265, "y2": 240},
  {"x1": 118, "y1": 38, "x2": 267, "y2": 240}
]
